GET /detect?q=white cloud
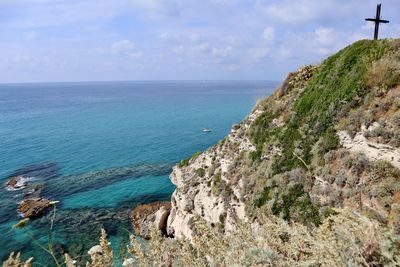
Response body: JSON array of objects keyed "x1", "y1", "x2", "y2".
[
  {"x1": 111, "y1": 40, "x2": 136, "y2": 55},
  {"x1": 212, "y1": 46, "x2": 232, "y2": 58},
  {"x1": 193, "y1": 42, "x2": 211, "y2": 53},
  {"x1": 90, "y1": 40, "x2": 143, "y2": 59},
  {"x1": 262, "y1": 27, "x2": 275, "y2": 42},
  {"x1": 0, "y1": 0, "x2": 399, "y2": 82},
  {"x1": 314, "y1": 27, "x2": 335, "y2": 46},
  {"x1": 110, "y1": 40, "x2": 143, "y2": 58},
  {"x1": 128, "y1": 51, "x2": 143, "y2": 59},
  {"x1": 254, "y1": 0, "x2": 366, "y2": 24}
]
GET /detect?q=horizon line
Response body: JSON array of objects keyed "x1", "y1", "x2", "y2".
[{"x1": 0, "y1": 79, "x2": 280, "y2": 86}]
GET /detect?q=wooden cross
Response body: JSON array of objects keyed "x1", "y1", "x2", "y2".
[{"x1": 365, "y1": 3, "x2": 389, "y2": 40}]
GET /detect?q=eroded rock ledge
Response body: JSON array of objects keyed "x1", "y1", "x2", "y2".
[
  {"x1": 130, "y1": 202, "x2": 171, "y2": 239},
  {"x1": 338, "y1": 124, "x2": 400, "y2": 169}
]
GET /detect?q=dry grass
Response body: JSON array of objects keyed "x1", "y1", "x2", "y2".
[
  {"x1": 5, "y1": 208, "x2": 399, "y2": 267},
  {"x1": 125, "y1": 208, "x2": 399, "y2": 267}
]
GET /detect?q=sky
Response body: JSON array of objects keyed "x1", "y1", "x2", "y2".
[{"x1": 0, "y1": 0, "x2": 399, "y2": 83}]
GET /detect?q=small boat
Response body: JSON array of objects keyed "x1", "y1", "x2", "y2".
[{"x1": 203, "y1": 128, "x2": 212, "y2": 132}]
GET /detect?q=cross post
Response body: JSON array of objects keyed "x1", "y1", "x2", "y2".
[{"x1": 365, "y1": 3, "x2": 389, "y2": 40}]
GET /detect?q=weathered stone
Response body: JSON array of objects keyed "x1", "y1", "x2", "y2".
[
  {"x1": 18, "y1": 198, "x2": 58, "y2": 219},
  {"x1": 130, "y1": 202, "x2": 171, "y2": 239},
  {"x1": 167, "y1": 109, "x2": 254, "y2": 240}
]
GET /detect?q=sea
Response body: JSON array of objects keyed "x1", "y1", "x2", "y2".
[{"x1": 0, "y1": 81, "x2": 277, "y2": 265}]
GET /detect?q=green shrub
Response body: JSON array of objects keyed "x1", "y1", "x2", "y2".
[
  {"x1": 195, "y1": 168, "x2": 206, "y2": 177},
  {"x1": 270, "y1": 184, "x2": 322, "y2": 226},
  {"x1": 390, "y1": 129, "x2": 400, "y2": 147},
  {"x1": 253, "y1": 186, "x2": 273, "y2": 208},
  {"x1": 392, "y1": 111, "x2": 400, "y2": 127},
  {"x1": 249, "y1": 150, "x2": 261, "y2": 162},
  {"x1": 179, "y1": 158, "x2": 190, "y2": 167},
  {"x1": 369, "y1": 160, "x2": 400, "y2": 181},
  {"x1": 179, "y1": 151, "x2": 202, "y2": 167}
]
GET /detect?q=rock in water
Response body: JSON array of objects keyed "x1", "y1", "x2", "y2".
[
  {"x1": 5, "y1": 176, "x2": 30, "y2": 190},
  {"x1": 18, "y1": 198, "x2": 58, "y2": 219},
  {"x1": 130, "y1": 202, "x2": 171, "y2": 239}
]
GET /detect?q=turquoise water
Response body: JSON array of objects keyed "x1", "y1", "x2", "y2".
[{"x1": 0, "y1": 81, "x2": 276, "y2": 264}]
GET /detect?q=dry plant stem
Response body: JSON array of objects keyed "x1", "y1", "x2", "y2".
[
  {"x1": 293, "y1": 151, "x2": 311, "y2": 172},
  {"x1": 47, "y1": 206, "x2": 61, "y2": 267},
  {"x1": 24, "y1": 206, "x2": 61, "y2": 267}
]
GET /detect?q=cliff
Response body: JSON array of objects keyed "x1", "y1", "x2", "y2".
[{"x1": 166, "y1": 39, "x2": 400, "y2": 239}]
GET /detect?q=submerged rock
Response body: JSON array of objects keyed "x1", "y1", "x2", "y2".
[
  {"x1": 131, "y1": 202, "x2": 171, "y2": 239},
  {"x1": 18, "y1": 198, "x2": 58, "y2": 219},
  {"x1": 7, "y1": 162, "x2": 58, "y2": 181},
  {"x1": 32, "y1": 207, "x2": 131, "y2": 264},
  {"x1": 44, "y1": 163, "x2": 174, "y2": 198}
]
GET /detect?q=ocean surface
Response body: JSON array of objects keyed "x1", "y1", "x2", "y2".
[{"x1": 0, "y1": 81, "x2": 277, "y2": 264}]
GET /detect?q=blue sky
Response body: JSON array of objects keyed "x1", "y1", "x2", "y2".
[{"x1": 0, "y1": 0, "x2": 399, "y2": 83}]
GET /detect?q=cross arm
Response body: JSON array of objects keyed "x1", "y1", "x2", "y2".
[{"x1": 365, "y1": 18, "x2": 389, "y2": 23}]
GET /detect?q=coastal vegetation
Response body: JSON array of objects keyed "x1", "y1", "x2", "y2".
[{"x1": 178, "y1": 152, "x2": 202, "y2": 167}]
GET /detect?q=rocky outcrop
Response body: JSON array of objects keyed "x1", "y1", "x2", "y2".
[
  {"x1": 339, "y1": 124, "x2": 400, "y2": 169},
  {"x1": 18, "y1": 198, "x2": 58, "y2": 218},
  {"x1": 131, "y1": 202, "x2": 171, "y2": 239},
  {"x1": 166, "y1": 107, "x2": 260, "y2": 239},
  {"x1": 5, "y1": 176, "x2": 29, "y2": 190},
  {"x1": 4, "y1": 163, "x2": 59, "y2": 219}
]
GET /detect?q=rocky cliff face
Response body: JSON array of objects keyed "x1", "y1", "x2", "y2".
[
  {"x1": 166, "y1": 107, "x2": 258, "y2": 239},
  {"x1": 164, "y1": 39, "x2": 400, "y2": 240}
]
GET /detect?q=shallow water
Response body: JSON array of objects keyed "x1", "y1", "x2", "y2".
[{"x1": 0, "y1": 81, "x2": 276, "y2": 264}]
